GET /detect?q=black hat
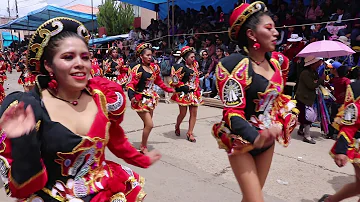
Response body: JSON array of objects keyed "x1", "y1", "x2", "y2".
[{"x1": 27, "y1": 17, "x2": 90, "y2": 74}]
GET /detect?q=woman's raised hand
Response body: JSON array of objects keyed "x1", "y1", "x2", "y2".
[{"x1": 0, "y1": 102, "x2": 36, "y2": 139}]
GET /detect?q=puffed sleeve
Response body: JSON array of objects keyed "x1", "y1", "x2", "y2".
[
  {"x1": 271, "y1": 52, "x2": 290, "y2": 86},
  {"x1": 91, "y1": 78, "x2": 151, "y2": 168},
  {"x1": 152, "y1": 64, "x2": 174, "y2": 93},
  {"x1": 169, "y1": 64, "x2": 190, "y2": 93},
  {"x1": 0, "y1": 92, "x2": 47, "y2": 198},
  {"x1": 126, "y1": 64, "x2": 142, "y2": 101}
]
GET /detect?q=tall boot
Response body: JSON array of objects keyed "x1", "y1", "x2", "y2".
[{"x1": 303, "y1": 124, "x2": 316, "y2": 144}]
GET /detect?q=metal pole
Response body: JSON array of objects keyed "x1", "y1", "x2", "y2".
[
  {"x1": 7, "y1": 0, "x2": 10, "y2": 17},
  {"x1": 171, "y1": 0, "x2": 174, "y2": 49},
  {"x1": 91, "y1": 0, "x2": 94, "y2": 44},
  {"x1": 167, "y1": 0, "x2": 170, "y2": 48}
]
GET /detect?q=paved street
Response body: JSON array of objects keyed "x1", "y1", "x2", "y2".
[{"x1": 0, "y1": 71, "x2": 358, "y2": 202}]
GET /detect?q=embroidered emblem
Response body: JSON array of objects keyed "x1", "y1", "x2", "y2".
[
  {"x1": 222, "y1": 78, "x2": 243, "y2": 107},
  {"x1": 342, "y1": 103, "x2": 358, "y2": 125},
  {"x1": 107, "y1": 92, "x2": 124, "y2": 112},
  {"x1": 28, "y1": 196, "x2": 44, "y2": 202},
  {"x1": 278, "y1": 54, "x2": 284, "y2": 66},
  {"x1": 110, "y1": 192, "x2": 126, "y2": 202}
]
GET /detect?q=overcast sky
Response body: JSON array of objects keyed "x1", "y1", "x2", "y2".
[{"x1": 0, "y1": 0, "x2": 103, "y2": 17}]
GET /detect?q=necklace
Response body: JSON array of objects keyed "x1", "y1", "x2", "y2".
[
  {"x1": 250, "y1": 57, "x2": 266, "y2": 65},
  {"x1": 47, "y1": 90, "x2": 83, "y2": 106}
]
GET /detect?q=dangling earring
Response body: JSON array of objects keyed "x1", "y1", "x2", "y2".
[
  {"x1": 48, "y1": 72, "x2": 58, "y2": 93},
  {"x1": 253, "y1": 39, "x2": 261, "y2": 51}
]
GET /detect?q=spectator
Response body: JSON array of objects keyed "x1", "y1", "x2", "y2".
[
  {"x1": 296, "y1": 56, "x2": 324, "y2": 144},
  {"x1": 330, "y1": 5, "x2": 352, "y2": 36},
  {"x1": 198, "y1": 50, "x2": 212, "y2": 91},
  {"x1": 215, "y1": 37, "x2": 226, "y2": 52},
  {"x1": 205, "y1": 47, "x2": 225, "y2": 92},
  {"x1": 205, "y1": 37, "x2": 216, "y2": 57},
  {"x1": 305, "y1": 0, "x2": 321, "y2": 22},
  {"x1": 320, "y1": 0, "x2": 335, "y2": 18},
  {"x1": 283, "y1": 11, "x2": 296, "y2": 26},
  {"x1": 351, "y1": 11, "x2": 360, "y2": 46},
  {"x1": 177, "y1": 36, "x2": 188, "y2": 50}
]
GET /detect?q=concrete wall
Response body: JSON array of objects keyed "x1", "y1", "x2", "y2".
[{"x1": 140, "y1": 7, "x2": 156, "y2": 29}]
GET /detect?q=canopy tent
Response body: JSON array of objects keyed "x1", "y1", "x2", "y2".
[
  {"x1": 118, "y1": 0, "x2": 311, "y2": 19},
  {"x1": 1, "y1": 32, "x2": 19, "y2": 47},
  {"x1": 0, "y1": 5, "x2": 97, "y2": 31},
  {"x1": 89, "y1": 34, "x2": 129, "y2": 45}
]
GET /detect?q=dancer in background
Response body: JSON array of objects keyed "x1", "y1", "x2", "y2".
[
  {"x1": 319, "y1": 80, "x2": 360, "y2": 202},
  {"x1": 0, "y1": 17, "x2": 160, "y2": 201},
  {"x1": 103, "y1": 46, "x2": 123, "y2": 83},
  {"x1": 170, "y1": 46, "x2": 203, "y2": 142},
  {"x1": 211, "y1": 2, "x2": 298, "y2": 201},
  {"x1": 17, "y1": 54, "x2": 36, "y2": 92},
  {"x1": 127, "y1": 43, "x2": 174, "y2": 153},
  {"x1": 90, "y1": 49, "x2": 103, "y2": 77},
  {"x1": 0, "y1": 54, "x2": 7, "y2": 103}
]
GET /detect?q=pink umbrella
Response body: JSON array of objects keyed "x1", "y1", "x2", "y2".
[{"x1": 296, "y1": 40, "x2": 355, "y2": 58}]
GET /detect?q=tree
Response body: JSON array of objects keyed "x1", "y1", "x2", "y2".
[{"x1": 97, "y1": 0, "x2": 135, "y2": 36}]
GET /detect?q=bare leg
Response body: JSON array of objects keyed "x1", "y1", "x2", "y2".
[
  {"x1": 137, "y1": 111, "x2": 154, "y2": 153},
  {"x1": 254, "y1": 144, "x2": 275, "y2": 188},
  {"x1": 175, "y1": 105, "x2": 187, "y2": 131},
  {"x1": 188, "y1": 106, "x2": 198, "y2": 134},
  {"x1": 228, "y1": 153, "x2": 264, "y2": 202},
  {"x1": 326, "y1": 164, "x2": 360, "y2": 202}
]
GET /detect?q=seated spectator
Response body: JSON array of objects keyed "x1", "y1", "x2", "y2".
[
  {"x1": 204, "y1": 47, "x2": 225, "y2": 92},
  {"x1": 305, "y1": 0, "x2": 321, "y2": 22},
  {"x1": 320, "y1": 0, "x2": 335, "y2": 19},
  {"x1": 330, "y1": 5, "x2": 352, "y2": 36},
  {"x1": 177, "y1": 36, "x2": 188, "y2": 50},
  {"x1": 205, "y1": 36, "x2": 216, "y2": 58},
  {"x1": 283, "y1": 11, "x2": 296, "y2": 26},
  {"x1": 215, "y1": 36, "x2": 227, "y2": 52},
  {"x1": 351, "y1": 11, "x2": 360, "y2": 46}
]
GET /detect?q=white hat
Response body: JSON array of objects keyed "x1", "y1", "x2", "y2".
[
  {"x1": 336, "y1": 36, "x2": 350, "y2": 46},
  {"x1": 173, "y1": 50, "x2": 181, "y2": 57},
  {"x1": 304, "y1": 55, "x2": 323, "y2": 67},
  {"x1": 287, "y1": 34, "x2": 303, "y2": 42},
  {"x1": 324, "y1": 59, "x2": 334, "y2": 66}
]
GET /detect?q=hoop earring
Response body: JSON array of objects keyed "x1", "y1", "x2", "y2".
[
  {"x1": 48, "y1": 72, "x2": 58, "y2": 93},
  {"x1": 253, "y1": 39, "x2": 261, "y2": 51}
]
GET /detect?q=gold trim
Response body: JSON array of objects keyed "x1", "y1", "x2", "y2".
[
  {"x1": 136, "y1": 189, "x2": 147, "y2": 202},
  {"x1": 110, "y1": 192, "x2": 127, "y2": 202},
  {"x1": 41, "y1": 187, "x2": 65, "y2": 201},
  {"x1": 9, "y1": 167, "x2": 46, "y2": 189},
  {"x1": 92, "y1": 89, "x2": 108, "y2": 119}
]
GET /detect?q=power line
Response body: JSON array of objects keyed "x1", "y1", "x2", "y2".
[{"x1": 61, "y1": 0, "x2": 77, "y2": 7}]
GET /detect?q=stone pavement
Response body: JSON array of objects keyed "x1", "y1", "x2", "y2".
[{"x1": 0, "y1": 71, "x2": 358, "y2": 202}]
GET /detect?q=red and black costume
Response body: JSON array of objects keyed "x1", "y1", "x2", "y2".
[
  {"x1": 330, "y1": 80, "x2": 360, "y2": 163},
  {"x1": 104, "y1": 48, "x2": 129, "y2": 85},
  {"x1": 211, "y1": 52, "x2": 298, "y2": 155},
  {"x1": 90, "y1": 57, "x2": 103, "y2": 77},
  {"x1": 17, "y1": 57, "x2": 36, "y2": 87},
  {"x1": 0, "y1": 57, "x2": 8, "y2": 103},
  {"x1": 127, "y1": 43, "x2": 173, "y2": 112},
  {"x1": 0, "y1": 17, "x2": 150, "y2": 202},
  {"x1": 170, "y1": 46, "x2": 204, "y2": 106}
]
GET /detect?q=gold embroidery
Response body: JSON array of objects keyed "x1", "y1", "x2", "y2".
[
  {"x1": 110, "y1": 192, "x2": 126, "y2": 202},
  {"x1": 35, "y1": 120, "x2": 41, "y2": 132},
  {"x1": 92, "y1": 89, "x2": 108, "y2": 119},
  {"x1": 136, "y1": 189, "x2": 146, "y2": 202},
  {"x1": 41, "y1": 187, "x2": 66, "y2": 201}
]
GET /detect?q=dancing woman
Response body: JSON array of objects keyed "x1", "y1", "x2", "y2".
[
  {"x1": 89, "y1": 49, "x2": 103, "y2": 77},
  {"x1": 0, "y1": 56, "x2": 7, "y2": 103},
  {"x1": 211, "y1": 2, "x2": 298, "y2": 201},
  {"x1": 319, "y1": 80, "x2": 360, "y2": 202},
  {"x1": 170, "y1": 46, "x2": 203, "y2": 142},
  {"x1": 103, "y1": 46, "x2": 126, "y2": 84},
  {"x1": 127, "y1": 43, "x2": 174, "y2": 153},
  {"x1": 17, "y1": 54, "x2": 36, "y2": 92},
  {"x1": 0, "y1": 17, "x2": 161, "y2": 201}
]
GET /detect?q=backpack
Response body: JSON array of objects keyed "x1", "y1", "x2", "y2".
[{"x1": 160, "y1": 56, "x2": 171, "y2": 76}]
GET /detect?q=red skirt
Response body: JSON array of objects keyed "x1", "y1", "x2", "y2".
[
  {"x1": 89, "y1": 161, "x2": 146, "y2": 202},
  {"x1": 171, "y1": 91, "x2": 203, "y2": 106},
  {"x1": 131, "y1": 91, "x2": 160, "y2": 112}
]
